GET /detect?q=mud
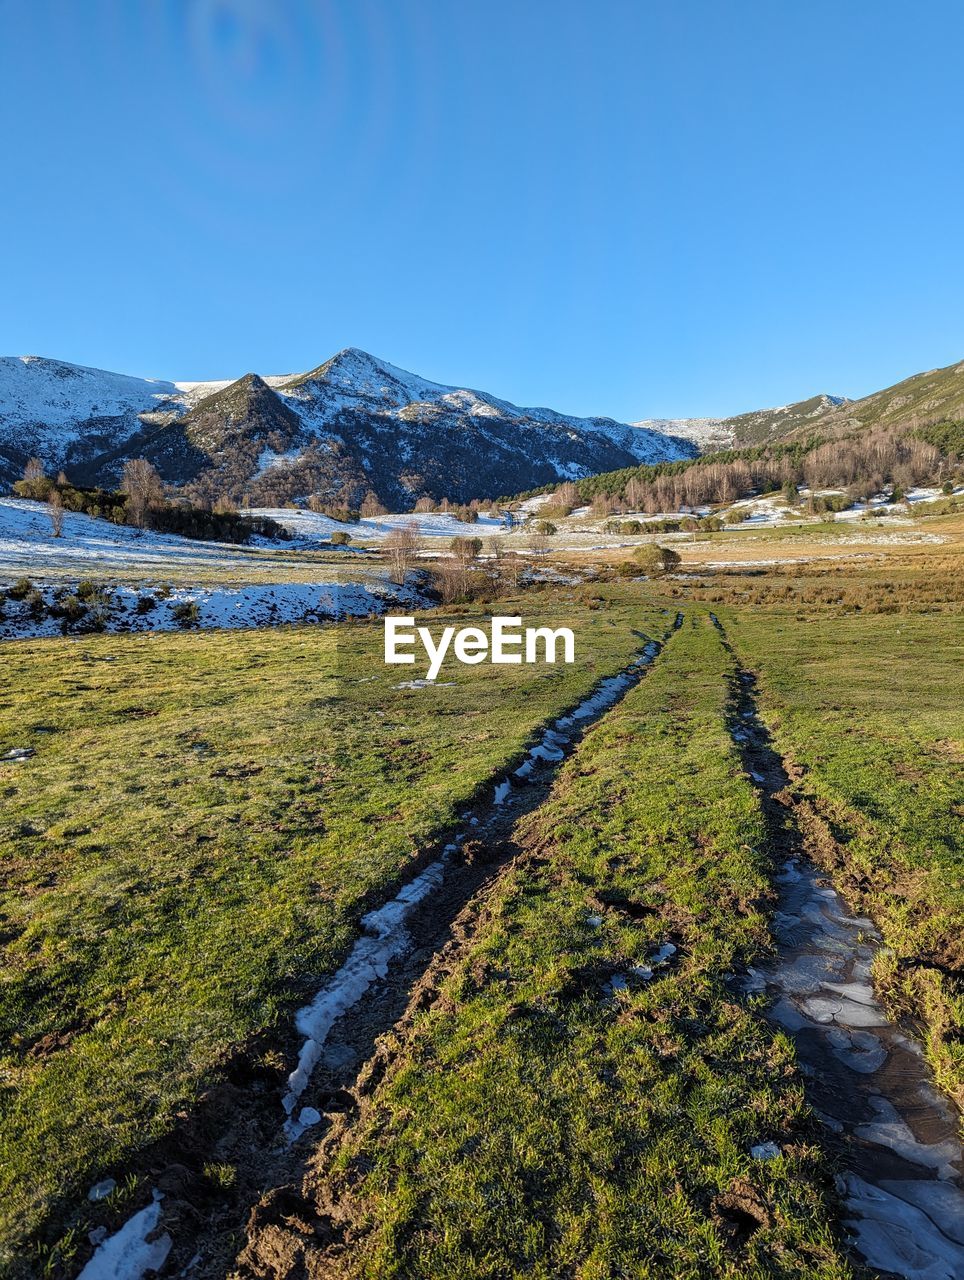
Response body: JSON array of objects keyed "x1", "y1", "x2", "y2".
[{"x1": 721, "y1": 628, "x2": 964, "y2": 1280}]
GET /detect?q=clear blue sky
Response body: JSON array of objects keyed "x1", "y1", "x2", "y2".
[{"x1": 1, "y1": 0, "x2": 963, "y2": 420}]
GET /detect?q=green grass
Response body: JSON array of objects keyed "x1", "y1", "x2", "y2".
[
  {"x1": 725, "y1": 606, "x2": 964, "y2": 1103},
  {"x1": 0, "y1": 540, "x2": 361, "y2": 587},
  {"x1": 0, "y1": 585, "x2": 662, "y2": 1268},
  {"x1": 312, "y1": 616, "x2": 853, "y2": 1279}
]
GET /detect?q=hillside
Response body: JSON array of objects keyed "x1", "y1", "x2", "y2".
[
  {"x1": 635, "y1": 355, "x2": 964, "y2": 452},
  {"x1": 635, "y1": 394, "x2": 848, "y2": 450},
  {"x1": 0, "y1": 356, "x2": 179, "y2": 487},
  {"x1": 0, "y1": 349, "x2": 695, "y2": 505},
  {"x1": 800, "y1": 356, "x2": 964, "y2": 438}
]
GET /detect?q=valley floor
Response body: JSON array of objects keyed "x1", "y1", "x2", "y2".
[{"x1": 0, "y1": 541, "x2": 961, "y2": 1280}]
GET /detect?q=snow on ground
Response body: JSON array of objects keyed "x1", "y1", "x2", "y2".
[
  {"x1": 0, "y1": 356, "x2": 175, "y2": 424},
  {"x1": 832, "y1": 486, "x2": 956, "y2": 520},
  {"x1": 0, "y1": 578, "x2": 425, "y2": 640},
  {"x1": 0, "y1": 498, "x2": 307, "y2": 575},
  {"x1": 174, "y1": 373, "x2": 296, "y2": 404},
  {"x1": 726, "y1": 495, "x2": 794, "y2": 525},
  {"x1": 0, "y1": 499, "x2": 426, "y2": 638},
  {"x1": 77, "y1": 1192, "x2": 171, "y2": 1280},
  {"x1": 249, "y1": 507, "x2": 507, "y2": 542}
]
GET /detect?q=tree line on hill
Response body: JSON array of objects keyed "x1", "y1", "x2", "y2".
[
  {"x1": 500, "y1": 423, "x2": 963, "y2": 517},
  {"x1": 14, "y1": 458, "x2": 290, "y2": 544}
]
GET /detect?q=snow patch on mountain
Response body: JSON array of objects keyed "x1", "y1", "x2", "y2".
[
  {"x1": 634, "y1": 417, "x2": 733, "y2": 451},
  {"x1": 0, "y1": 356, "x2": 179, "y2": 465}
]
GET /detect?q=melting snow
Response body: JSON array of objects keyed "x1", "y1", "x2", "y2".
[{"x1": 77, "y1": 1192, "x2": 171, "y2": 1280}]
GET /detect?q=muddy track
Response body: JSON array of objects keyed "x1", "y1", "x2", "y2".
[
  {"x1": 74, "y1": 615, "x2": 683, "y2": 1280},
  {"x1": 711, "y1": 613, "x2": 964, "y2": 1280}
]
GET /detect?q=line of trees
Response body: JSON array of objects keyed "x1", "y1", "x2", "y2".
[
  {"x1": 504, "y1": 425, "x2": 961, "y2": 517},
  {"x1": 15, "y1": 459, "x2": 291, "y2": 544}
]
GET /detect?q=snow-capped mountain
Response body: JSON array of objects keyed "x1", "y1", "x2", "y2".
[
  {"x1": 0, "y1": 348, "x2": 695, "y2": 504},
  {"x1": 634, "y1": 394, "x2": 850, "y2": 452},
  {"x1": 0, "y1": 356, "x2": 179, "y2": 482}
]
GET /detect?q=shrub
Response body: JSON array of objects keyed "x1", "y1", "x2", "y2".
[
  {"x1": 7, "y1": 577, "x2": 34, "y2": 601},
  {"x1": 451, "y1": 536, "x2": 483, "y2": 565},
  {"x1": 171, "y1": 601, "x2": 201, "y2": 628},
  {"x1": 136, "y1": 595, "x2": 157, "y2": 614},
  {"x1": 52, "y1": 593, "x2": 86, "y2": 626},
  {"x1": 25, "y1": 589, "x2": 47, "y2": 620},
  {"x1": 329, "y1": 530, "x2": 352, "y2": 546},
  {"x1": 77, "y1": 587, "x2": 115, "y2": 632},
  {"x1": 632, "y1": 544, "x2": 681, "y2": 576}
]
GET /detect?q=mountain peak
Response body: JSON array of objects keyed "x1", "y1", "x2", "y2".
[
  {"x1": 280, "y1": 347, "x2": 444, "y2": 406},
  {"x1": 190, "y1": 371, "x2": 286, "y2": 418}
]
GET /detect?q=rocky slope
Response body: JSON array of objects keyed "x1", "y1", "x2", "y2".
[
  {"x1": 635, "y1": 355, "x2": 964, "y2": 452},
  {"x1": 634, "y1": 394, "x2": 849, "y2": 451},
  {"x1": 0, "y1": 349, "x2": 694, "y2": 505}
]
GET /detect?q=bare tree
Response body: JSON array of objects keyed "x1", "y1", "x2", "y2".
[
  {"x1": 499, "y1": 552, "x2": 525, "y2": 589},
  {"x1": 23, "y1": 457, "x2": 46, "y2": 482},
  {"x1": 384, "y1": 522, "x2": 420, "y2": 583},
  {"x1": 48, "y1": 489, "x2": 65, "y2": 538},
  {"x1": 121, "y1": 458, "x2": 165, "y2": 529},
  {"x1": 360, "y1": 490, "x2": 388, "y2": 517},
  {"x1": 450, "y1": 536, "x2": 482, "y2": 567}
]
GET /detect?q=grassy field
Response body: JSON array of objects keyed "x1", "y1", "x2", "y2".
[
  {"x1": 0, "y1": 535, "x2": 961, "y2": 1278},
  {"x1": 0, "y1": 585, "x2": 662, "y2": 1271},
  {"x1": 298, "y1": 616, "x2": 853, "y2": 1279},
  {"x1": 726, "y1": 604, "x2": 964, "y2": 1103}
]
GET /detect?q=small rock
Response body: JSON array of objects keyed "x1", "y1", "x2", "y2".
[
  {"x1": 88, "y1": 1177, "x2": 117, "y2": 1202},
  {"x1": 585, "y1": 915, "x2": 603, "y2": 929},
  {"x1": 750, "y1": 1141, "x2": 782, "y2": 1161},
  {"x1": 88, "y1": 1227, "x2": 108, "y2": 1246}
]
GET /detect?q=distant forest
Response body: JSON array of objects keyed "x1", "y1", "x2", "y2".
[{"x1": 498, "y1": 423, "x2": 963, "y2": 516}]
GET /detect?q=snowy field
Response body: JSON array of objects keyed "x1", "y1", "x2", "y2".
[
  {"x1": 0, "y1": 577, "x2": 424, "y2": 640},
  {"x1": 0, "y1": 498, "x2": 351, "y2": 584},
  {"x1": 0, "y1": 499, "x2": 423, "y2": 638}
]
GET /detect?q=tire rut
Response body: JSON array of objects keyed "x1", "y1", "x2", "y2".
[
  {"x1": 76, "y1": 614, "x2": 683, "y2": 1280},
  {"x1": 711, "y1": 613, "x2": 964, "y2": 1280}
]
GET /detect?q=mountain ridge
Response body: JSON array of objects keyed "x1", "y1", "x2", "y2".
[
  {"x1": 0, "y1": 348, "x2": 695, "y2": 505},
  {"x1": 633, "y1": 355, "x2": 964, "y2": 452},
  {"x1": 3, "y1": 349, "x2": 962, "y2": 507}
]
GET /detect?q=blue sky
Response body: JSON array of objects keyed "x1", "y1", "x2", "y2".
[{"x1": 1, "y1": 0, "x2": 962, "y2": 420}]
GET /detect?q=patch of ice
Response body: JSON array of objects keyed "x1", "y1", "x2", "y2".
[
  {"x1": 282, "y1": 854, "x2": 451, "y2": 1140},
  {"x1": 854, "y1": 1097, "x2": 960, "y2": 1179},
  {"x1": 77, "y1": 1191, "x2": 171, "y2": 1280},
  {"x1": 842, "y1": 1174, "x2": 964, "y2": 1279}
]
